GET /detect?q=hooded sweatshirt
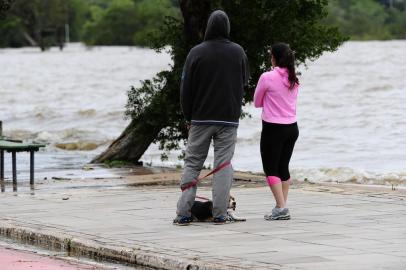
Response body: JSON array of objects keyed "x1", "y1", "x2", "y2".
[
  {"x1": 180, "y1": 10, "x2": 249, "y2": 126},
  {"x1": 254, "y1": 67, "x2": 299, "y2": 124}
]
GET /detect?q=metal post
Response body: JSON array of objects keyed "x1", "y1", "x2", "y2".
[
  {"x1": 0, "y1": 150, "x2": 4, "y2": 181},
  {"x1": 12, "y1": 151, "x2": 17, "y2": 191},
  {"x1": 0, "y1": 150, "x2": 4, "y2": 192},
  {"x1": 30, "y1": 150, "x2": 34, "y2": 185},
  {"x1": 65, "y1": 23, "x2": 70, "y2": 43},
  {"x1": 0, "y1": 121, "x2": 3, "y2": 189}
]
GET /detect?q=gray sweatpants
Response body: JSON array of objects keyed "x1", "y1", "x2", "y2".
[{"x1": 176, "y1": 125, "x2": 237, "y2": 218}]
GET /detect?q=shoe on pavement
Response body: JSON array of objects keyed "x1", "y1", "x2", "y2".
[
  {"x1": 264, "y1": 207, "x2": 290, "y2": 220},
  {"x1": 173, "y1": 215, "x2": 193, "y2": 226},
  {"x1": 213, "y1": 215, "x2": 230, "y2": 225}
]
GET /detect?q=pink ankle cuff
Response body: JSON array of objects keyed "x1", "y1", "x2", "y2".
[{"x1": 267, "y1": 176, "x2": 281, "y2": 186}]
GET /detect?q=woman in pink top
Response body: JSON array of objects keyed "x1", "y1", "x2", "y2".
[{"x1": 254, "y1": 43, "x2": 299, "y2": 220}]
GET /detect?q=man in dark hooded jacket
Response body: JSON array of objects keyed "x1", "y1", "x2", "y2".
[{"x1": 174, "y1": 10, "x2": 249, "y2": 225}]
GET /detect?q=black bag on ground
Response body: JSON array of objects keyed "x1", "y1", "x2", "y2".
[{"x1": 191, "y1": 200, "x2": 213, "y2": 221}]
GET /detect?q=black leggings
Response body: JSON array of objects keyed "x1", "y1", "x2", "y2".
[{"x1": 260, "y1": 121, "x2": 299, "y2": 181}]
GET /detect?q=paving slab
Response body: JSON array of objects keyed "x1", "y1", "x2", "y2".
[{"x1": 0, "y1": 178, "x2": 406, "y2": 270}]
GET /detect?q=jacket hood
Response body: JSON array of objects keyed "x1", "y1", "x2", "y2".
[
  {"x1": 275, "y1": 67, "x2": 292, "y2": 88},
  {"x1": 204, "y1": 10, "x2": 230, "y2": 41}
]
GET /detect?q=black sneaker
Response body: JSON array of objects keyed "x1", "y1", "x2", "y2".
[
  {"x1": 213, "y1": 215, "x2": 229, "y2": 225},
  {"x1": 173, "y1": 215, "x2": 193, "y2": 226}
]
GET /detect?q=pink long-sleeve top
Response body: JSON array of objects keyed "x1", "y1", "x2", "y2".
[{"x1": 254, "y1": 67, "x2": 299, "y2": 124}]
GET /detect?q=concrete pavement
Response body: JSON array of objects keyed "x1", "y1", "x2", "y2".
[{"x1": 0, "y1": 174, "x2": 405, "y2": 270}]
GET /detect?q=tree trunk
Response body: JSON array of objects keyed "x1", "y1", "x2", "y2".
[
  {"x1": 92, "y1": 114, "x2": 164, "y2": 163},
  {"x1": 180, "y1": 0, "x2": 211, "y2": 44},
  {"x1": 92, "y1": 0, "x2": 211, "y2": 164},
  {"x1": 23, "y1": 31, "x2": 38, "y2": 46}
]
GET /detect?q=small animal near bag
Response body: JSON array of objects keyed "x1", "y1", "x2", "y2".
[
  {"x1": 191, "y1": 195, "x2": 246, "y2": 222},
  {"x1": 183, "y1": 162, "x2": 246, "y2": 222}
]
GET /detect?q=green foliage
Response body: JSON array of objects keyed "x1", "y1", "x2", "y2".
[
  {"x1": 133, "y1": 0, "x2": 179, "y2": 46},
  {"x1": 0, "y1": 16, "x2": 24, "y2": 47},
  {"x1": 0, "y1": 0, "x2": 34, "y2": 47},
  {"x1": 0, "y1": 0, "x2": 179, "y2": 48},
  {"x1": 82, "y1": 0, "x2": 179, "y2": 46},
  {"x1": 82, "y1": 0, "x2": 139, "y2": 45},
  {"x1": 0, "y1": 0, "x2": 14, "y2": 18},
  {"x1": 125, "y1": 0, "x2": 346, "y2": 160},
  {"x1": 2, "y1": 0, "x2": 405, "y2": 49},
  {"x1": 386, "y1": 6, "x2": 406, "y2": 39},
  {"x1": 67, "y1": 0, "x2": 89, "y2": 42},
  {"x1": 325, "y1": 0, "x2": 406, "y2": 40},
  {"x1": 0, "y1": 0, "x2": 68, "y2": 49}
]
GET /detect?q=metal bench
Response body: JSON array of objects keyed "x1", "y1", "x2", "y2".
[{"x1": 0, "y1": 122, "x2": 46, "y2": 190}]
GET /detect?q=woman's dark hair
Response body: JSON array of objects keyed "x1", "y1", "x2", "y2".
[{"x1": 271, "y1": 43, "x2": 299, "y2": 89}]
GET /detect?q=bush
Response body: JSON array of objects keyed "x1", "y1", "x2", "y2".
[
  {"x1": 82, "y1": 0, "x2": 179, "y2": 47},
  {"x1": 82, "y1": 0, "x2": 140, "y2": 45},
  {"x1": 325, "y1": 0, "x2": 406, "y2": 40},
  {"x1": 0, "y1": 16, "x2": 25, "y2": 47}
]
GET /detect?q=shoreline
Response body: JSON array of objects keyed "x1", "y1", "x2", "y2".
[{"x1": 1, "y1": 164, "x2": 405, "y2": 195}]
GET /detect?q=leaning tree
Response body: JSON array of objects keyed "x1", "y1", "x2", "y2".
[{"x1": 92, "y1": 0, "x2": 346, "y2": 164}]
